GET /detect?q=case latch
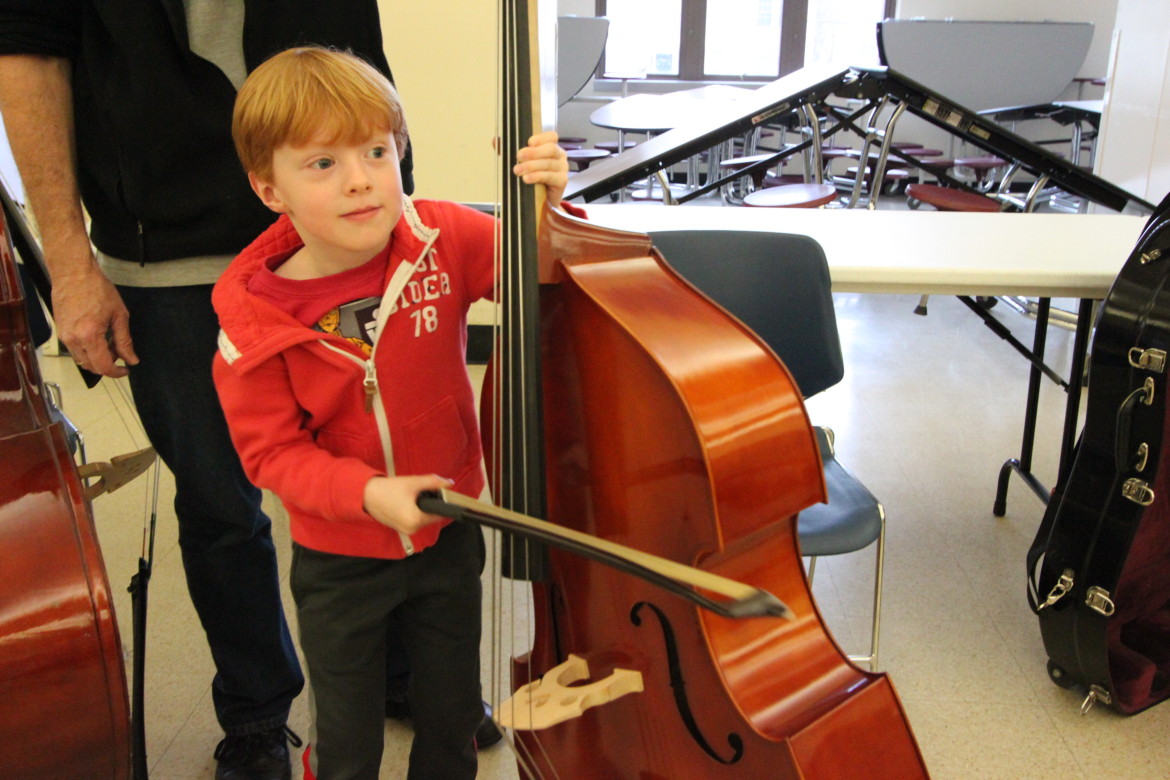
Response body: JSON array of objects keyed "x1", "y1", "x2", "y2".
[
  {"x1": 1037, "y1": 568, "x2": 1074, "y2": 610},
  {"x1": 1085, "y1": 586, "x2": 1116, "y2": 617},
  {"x1": 1080, "y1": 684, "x2": 1113, "y2": 715},
  {"x1": 1122, "y1": 477, "x2": 1155, "y2": 506},
  {"x1": 1128, "y1": 347, "x2": 1167, "y2": 373}
]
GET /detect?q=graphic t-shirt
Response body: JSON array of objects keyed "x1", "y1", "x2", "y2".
[
  {"x1": 315, "y1": 297, "x2": 380, "y2": 356},
  {"x1": 247, "y1": 246, "x2": 392, "y2": 356}
]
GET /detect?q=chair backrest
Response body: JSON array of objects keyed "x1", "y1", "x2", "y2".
[{"x1": 648, "y1": 229, "x2": 844, "y2": 398}]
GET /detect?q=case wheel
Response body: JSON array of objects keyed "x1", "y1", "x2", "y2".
[{"x1": 1047, "y1": 660, "x2": 1075, "y2": 689}]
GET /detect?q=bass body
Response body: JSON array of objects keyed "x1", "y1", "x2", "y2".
[{"x1": 492, "y1": 207, "x2": 928, "y2": 778}]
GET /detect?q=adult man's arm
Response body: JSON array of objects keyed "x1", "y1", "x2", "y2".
[{"x1": 0, "y1": 54, "x2": 136, "y2": 376}]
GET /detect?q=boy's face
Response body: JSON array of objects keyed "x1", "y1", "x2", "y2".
[{"x1": 250, "y1": 130, "x2": 403, "y2": 271}]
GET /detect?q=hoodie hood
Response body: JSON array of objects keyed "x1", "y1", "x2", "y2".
[{"x1": 214, "y1": 196, "x2": 439, "y2": 373}]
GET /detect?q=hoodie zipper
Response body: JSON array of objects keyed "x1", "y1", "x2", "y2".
[
  {"x1": 363, "y1": 360, "x2": 378, "y2": 413},
  {"x1": 320, "y1": 340, "x2": 414, "y2": 556},
  {"x1": 314, "y1": 228, "x2": 440, "y2": 556}
]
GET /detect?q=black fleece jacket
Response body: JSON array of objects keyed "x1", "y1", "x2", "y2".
[{"x1": 0, "y1": 0, "x2": 414, "y2": 264}]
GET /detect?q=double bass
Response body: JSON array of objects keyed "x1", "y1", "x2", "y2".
[
  {"x1": 1028, "y1": 190, "x2": 1170, "y2": 715},
  {"x1": 0, "y1": 203, "x2": 132, "y2": 775},
  {"x1": 436, "y1": 2, "x2": 932, "y2": 776}
]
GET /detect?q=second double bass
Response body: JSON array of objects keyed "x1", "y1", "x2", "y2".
[{"x1": 0, "y1": 197, "x2": 131, "y2": 778}]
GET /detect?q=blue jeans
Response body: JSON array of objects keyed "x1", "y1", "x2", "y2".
[{"x1": 119, "y1": 284, "x2": 304, "y2": 735}]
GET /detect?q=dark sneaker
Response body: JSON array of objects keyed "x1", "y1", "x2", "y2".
[
  {"x1": 476, "y1": 701, "x2": 503, "y2": 749},
  {"x1": 214, "y1": 725, "x2": 302, "y2": 780}
]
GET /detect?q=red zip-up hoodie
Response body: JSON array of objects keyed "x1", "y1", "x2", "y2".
[{"x1": 212, "y1": 198, "x2": 495, "y2": 559}]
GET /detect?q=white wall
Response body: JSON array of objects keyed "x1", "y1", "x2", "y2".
[
  {"x1": 379, "y1": 1, "x2": 498, "y2": 202},
  {"x1": 381, "y1": 1, "x2": 578, "y2": 203},
  {"x1": 1093, "y1": 0, "x2": 1170, "y2": 204}
]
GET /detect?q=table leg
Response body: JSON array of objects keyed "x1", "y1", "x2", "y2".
[
  {"x1": 617, "y1": 130, "x2": 627, "y2": 203},
  {"x1": 991, "y1": 298, "x2": 1093, "y2": 516},
  {"x1": 993, "y1": 297, "x2": 1052, "y2": 515}
]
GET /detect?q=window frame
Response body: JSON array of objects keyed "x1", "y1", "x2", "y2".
[{"x1": 595, "y1": 0, "x2": 896, "y2": 81}]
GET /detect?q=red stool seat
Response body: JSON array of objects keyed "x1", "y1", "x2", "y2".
[
  {"x1": 566, "y1": 148, "x2": 611, "y2": 171},
  {"x1": 952, "y1": 156, "x2": 1007, "y2": 190},
  {"x1": 906, "y1": 183, "x2": 1000, "y2": 212},
  {"x1": 719, "y1": 153, "x2": 785, "y2": 189},
  {"x1": 766, "y1": 173, "x2": 805, "y2": 187},
  {"x1": 595, "y1": 140, "x2": 637, "y2": 154},
  {"x1": 846, "y1": 166, "x2": 910, "y2": 181},
  {"x1": 916, "y1": 157, "x2": 955, "y2": 170},
  {"x1": 899, "y1": 147, "x2": 944, "y2": 158},
  {"x1": 743, "y1": 183, "x2": 837, "y2": 208},
  {"x1": 915, "y1": 158, "x2": 957, "y2": 183},
  {"x1": 954, "y1": 156, "x2": 1006, "y2": 170}
]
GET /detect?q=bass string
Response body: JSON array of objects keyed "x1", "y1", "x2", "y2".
[{"x1": 489, "y1": 0, "x2": 557, "y2": 775}]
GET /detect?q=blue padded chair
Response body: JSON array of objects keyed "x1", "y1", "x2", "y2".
[{"x1": 648, "y1": 229, "x2": 885, "y2": 670}]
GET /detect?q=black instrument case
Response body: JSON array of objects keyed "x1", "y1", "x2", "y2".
[{"x1": 1029, "y1": 191, "x2": 1170, "y2": 715}]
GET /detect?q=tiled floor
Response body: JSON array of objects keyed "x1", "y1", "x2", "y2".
[{"x1": 38, "y1": 278, "x2": 1170, "y2": 778}]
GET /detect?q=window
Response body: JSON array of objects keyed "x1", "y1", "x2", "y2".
[
  {"x1": 705, "y1": 0, "x2": 783, "y2": 78},
  {"x1": 602, "y1": 0, "x2": 684, "y2": 77},
  {"x1": 804, "y1": 0, "x2": 888, "y2": 69},
  {"x1": 597, "y1": 0, "x2": 893, "y2": 81}
]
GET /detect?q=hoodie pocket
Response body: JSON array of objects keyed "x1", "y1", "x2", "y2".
[
  {"x1": 400, "y1": 395, "x2": 472, "y2": 479},
  {"x1": 314, "y1": 426, "x2": 384, "y2": 468}
]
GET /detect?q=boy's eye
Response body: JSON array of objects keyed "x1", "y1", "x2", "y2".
[
  {"x1": 311, "y1": 158, "x2": 334, "y2": 170},
  {"x1": 369, "y1": 146, "x2": 387, "y2": 159}
]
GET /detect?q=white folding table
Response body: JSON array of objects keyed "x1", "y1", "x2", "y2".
[{"x1": 582, "y1": 204, "x2": 1148, "y2": 513}]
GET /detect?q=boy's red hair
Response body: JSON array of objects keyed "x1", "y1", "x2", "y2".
[{"x1": 233, "y1": 46, "x2": 408, "y2": 181}]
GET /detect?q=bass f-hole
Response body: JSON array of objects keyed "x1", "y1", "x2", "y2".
[{"x1": 630, "y1": 601, "x2": 746, "y2": 766}]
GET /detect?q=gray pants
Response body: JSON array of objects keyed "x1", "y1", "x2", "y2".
[{"x1": 292, "y1": 521, "x2": 484, "y2": 780}]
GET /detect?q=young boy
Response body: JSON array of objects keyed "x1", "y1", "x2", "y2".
[{"x1": 213, "y1": 46, "x2": 570, "y2": 779}]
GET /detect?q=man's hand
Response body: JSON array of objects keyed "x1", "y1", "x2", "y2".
[{"x1": 52, "y1": 260, "x2": 137, "y2": 377}]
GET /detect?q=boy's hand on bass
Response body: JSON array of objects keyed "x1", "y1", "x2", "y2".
[{"x1": 514, "y1": 131, "x2": 570, "y2": 205}]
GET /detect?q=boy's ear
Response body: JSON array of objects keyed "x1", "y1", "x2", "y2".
[{"x1": 248, "y1": 171, "x2": 287, "y2": 214}]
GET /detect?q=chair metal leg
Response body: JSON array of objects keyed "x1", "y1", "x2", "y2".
[{"x1": 847, "y1": 503, "x2": 886, "y2": 672}]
